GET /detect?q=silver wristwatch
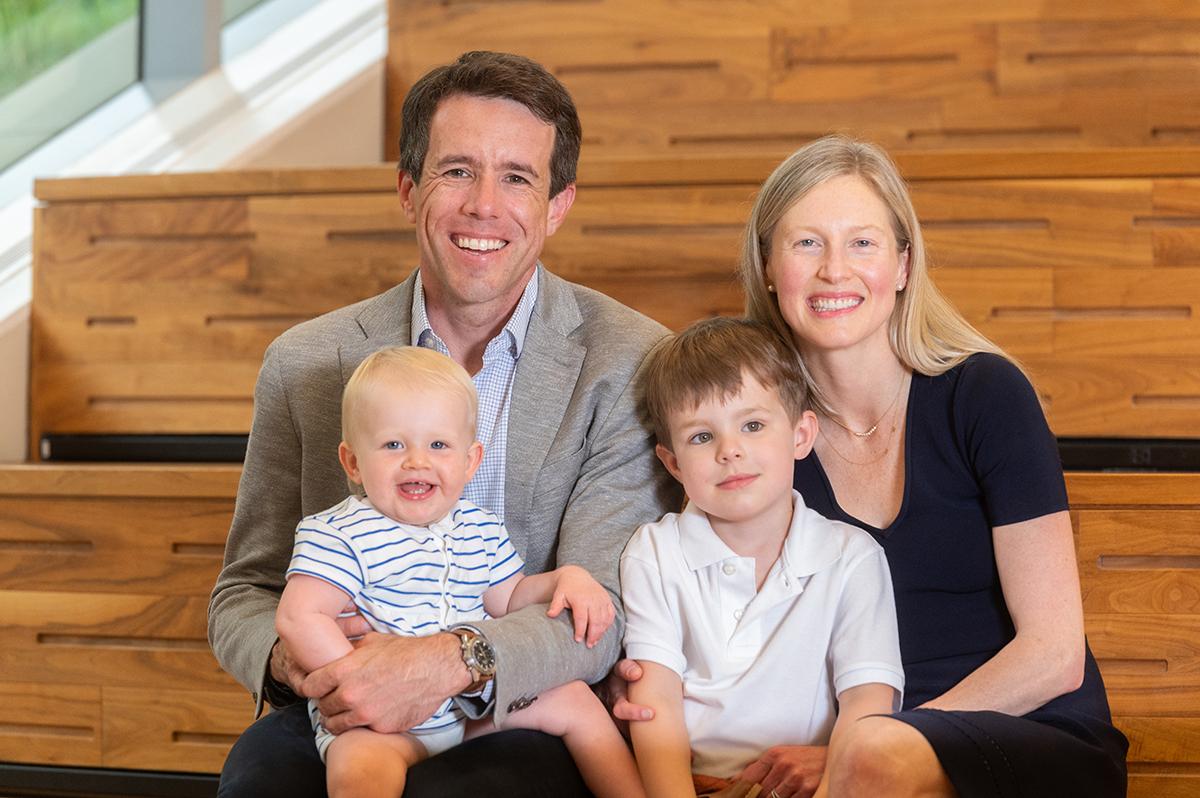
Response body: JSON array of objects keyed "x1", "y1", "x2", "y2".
[{"x1": 451, "y1": 627, "x2": 496, "y2": 693}]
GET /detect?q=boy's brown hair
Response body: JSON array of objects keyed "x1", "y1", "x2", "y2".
[{"x1": 640, "y1": 317, "x2": 810, "y2": 448}]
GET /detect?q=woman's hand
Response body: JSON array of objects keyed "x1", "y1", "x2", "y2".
[{"x1": 738, "y1": 745, "x2": 827, "y2": 798}]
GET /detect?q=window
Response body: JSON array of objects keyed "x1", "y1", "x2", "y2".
[{"x1": 0, "y1": 0, "x2": 139, "y2": 170}]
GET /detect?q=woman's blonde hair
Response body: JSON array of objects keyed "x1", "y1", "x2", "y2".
[{"x1": 739, "y1": 134, "x2": 1017, "y2": 411}]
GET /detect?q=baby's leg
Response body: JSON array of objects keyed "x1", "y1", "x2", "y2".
[
  {"x1": 325, "y1": 727, "x2": 427, "y2": 798},
  {"x1": 497, "y1": 680, "x2": 646, "y2": 798}
]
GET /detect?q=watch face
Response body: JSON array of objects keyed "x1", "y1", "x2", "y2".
[{"x1": 470, "y1": 638, "x2": 496, "y2": 673}]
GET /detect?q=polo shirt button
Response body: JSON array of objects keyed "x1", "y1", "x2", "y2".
[
  {"x1": 722, "y1": 563, "x2": 736, "y2": 576},
  {"x1": 734, "y1": 608, "x2": 744, "y2": 620}
]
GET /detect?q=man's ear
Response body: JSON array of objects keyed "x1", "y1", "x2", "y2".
[
  {"x1": 793, "y1": 410, "x2": 819, "y2": 460},
  {"x1": 545, "y1": 183, "x2": 576, "y2": 236},
  {"x1": 655, "y1": 442, "x2": 683, "y2": 482},
  {"x1": 398, "y1": 171, "x2": 417, "y2": 223},
  {"x1": 338, "y1": 441, "x2": 363, "y2": 484}
]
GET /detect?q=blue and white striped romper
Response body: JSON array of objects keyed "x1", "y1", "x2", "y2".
[{"x1": 286, "y1": 495, "x2": 524, "y2": 757}]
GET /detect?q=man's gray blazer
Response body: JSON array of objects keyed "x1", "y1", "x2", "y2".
[{"x1": 208, "y1": 266, "x2": 680, "y2": 723}]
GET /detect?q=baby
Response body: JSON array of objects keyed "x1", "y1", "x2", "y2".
[{"x1": 276, "y1": 345, "x2": 642, "y2": 798}]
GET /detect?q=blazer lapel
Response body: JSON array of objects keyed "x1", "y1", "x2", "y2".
[
  {"x1": 337, "y1": 273, "x2": 416, "y2": 385},
  {"x1": 505, "y1": 268, "x2": 585, "y2": 537}
]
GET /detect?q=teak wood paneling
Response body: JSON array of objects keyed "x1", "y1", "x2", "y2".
[
  {"x1": 31, "y1": 153, "x2": 1200, "y2": 447},
  {"x1": 1069, "y1": 474, "x2": 1200, "y2": 796},
  {"x1": 1, "y1": 465, "x2": 1194, "y2": 783},
  {"x1": 387, "y1": 1, "x2": 1200, "y2": 161},
  {"x1": 0, "y1": 465, "x2": 247, "y2": 772}
]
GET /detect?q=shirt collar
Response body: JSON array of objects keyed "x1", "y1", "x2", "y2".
[
  {"x1": 410, "y1": 268, "x2": 540, "y2": 359},
  {"x1": 678, "y1": 490, "x2": 844, "y2": 578}
]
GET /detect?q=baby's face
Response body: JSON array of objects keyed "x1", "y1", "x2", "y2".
[
  {"x1": 657, "y1": 375, "x2": 813, "y2": 536},
  {"x1": 341, "y1": 377, "x2": 482, "y2": 527}
]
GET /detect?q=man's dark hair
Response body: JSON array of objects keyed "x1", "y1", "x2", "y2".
[{"x1": 398, "y1": 51, "x2": 582, "y2": 198}]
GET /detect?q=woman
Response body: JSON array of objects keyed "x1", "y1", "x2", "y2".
[{"x1": 732, "y1": 135, "x2": 1128, "y2": 797}]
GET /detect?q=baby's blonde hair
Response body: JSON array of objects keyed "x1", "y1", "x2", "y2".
[{"x1": 341, "y1": 346, "x2": 478, "y2": 443}]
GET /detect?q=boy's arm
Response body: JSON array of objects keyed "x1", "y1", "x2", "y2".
[
  {"x1": 275, "y1": 575, "x2": 356, "y2": 674},
  {"x1": 629, "y1": 661, "x2": 694, "y2": 798},
  {"x1": 472, "y1": 331, "x2": 684, "y2": 724},
  {"x1": 814, "y1": 683, "x2": 898, "y2": 797},
  {"x1": 485, "y1": 565, "x2": 615, "y2": 647}
]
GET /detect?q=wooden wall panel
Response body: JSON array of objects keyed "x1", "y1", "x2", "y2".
[
  {"x1": 1070, "y1": 475, "x2": 1200, "y2": 794},
  {"x1": 0, "y1": 466, "x2": 248, "y2": 774},
  {"x1": 387, "y1": 1, "x2": 1200, "y2": 159},
  {"x1": 30, "y1": 161, "x2": 1200, "y2": 442},
  {"x1": 0, "y1": 681, "x2": 101, "y2": 767},
  {"x1": 102, "y1": 687, "x2": 248, "y2": 772}
]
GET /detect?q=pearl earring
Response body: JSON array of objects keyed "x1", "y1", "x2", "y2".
[{"x1": 767, "y1": 284, "x2": 776, "y2": 293}]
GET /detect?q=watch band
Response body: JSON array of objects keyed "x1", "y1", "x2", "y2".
[{"x1": 450, "y1": 627, "x2": 495, "y2": 694}]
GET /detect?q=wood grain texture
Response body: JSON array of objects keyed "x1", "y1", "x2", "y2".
[
  {"x1": 0, "y1": 464, "x2": 248, "y2": 773},
  {"x1": 31, "y1": 161, "x2": 1200, "y2": 443},
  {"x1": 388, "y1": 1, "x2": 1200, "y2": 158},
  {"x1": 102, "y1": 686, "x2": 249, "y2": 772},
  {"x1": 0, "y1": 681, "x2": 101, "y2": 767},
  {"x1": 0, "y1": 470, "x2": 1191, "y2": 777}
]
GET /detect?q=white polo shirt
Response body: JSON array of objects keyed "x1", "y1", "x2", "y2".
[{"x1": 621, "y1": 491, "x2": 904, "y2": 778}]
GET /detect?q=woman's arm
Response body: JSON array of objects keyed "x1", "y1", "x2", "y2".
[
  {"x1": 924, "y1": 509, "x2": 1085, "y2": 715},
  {"x1": 275, "y1": 574, "x2": 357, "y2": 674},
  {"x1": 628, "y1": 660, "x2": 694, "y2": 798}
]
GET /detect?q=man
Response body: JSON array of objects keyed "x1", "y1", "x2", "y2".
[{"x1": 209, "y1": 51, "x2": 679, "y2": 796}]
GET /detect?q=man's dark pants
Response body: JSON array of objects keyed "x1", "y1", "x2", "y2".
[{"x1": 218, "y1": 702, "x2": 592, "y2": 797}]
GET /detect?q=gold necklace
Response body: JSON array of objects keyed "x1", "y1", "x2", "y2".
[
  {"x1": 824, "y1": 373, "x2": 909, "y2": 437},
  {"x1": 819, "y1": 423, "x2": 896, "y2": 466}
]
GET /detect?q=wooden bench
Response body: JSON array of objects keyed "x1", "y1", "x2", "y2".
[
  {"x1": 0, "y1": 464, "x2": 243, "y2": 774},
  {"x1": 2, "y1": 466, "x2": 1195, "y2": 796}
]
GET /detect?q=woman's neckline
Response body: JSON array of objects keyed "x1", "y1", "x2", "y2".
[{"x1": 808, "y1": 372, "x2": 917, "y2": 536}]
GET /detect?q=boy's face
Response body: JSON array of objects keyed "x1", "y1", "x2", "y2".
[
  {"x1": 656, "y1": 374, "x2": 816, "y2": 535},
  {"x1": 339, "y1": 376, "x2": 482, "y2": 527}
]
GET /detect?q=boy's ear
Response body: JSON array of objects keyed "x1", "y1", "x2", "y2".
[
  {"x1": 793, "y1": 410, "x2": 819, "y2": 460},
  {"x1": 655, "y1": 443, "x2": 684, "y2": 482},
  {"x1": 465, "y1": 441, "x2": 484, "y2": 480},
  {"x1": 338, "y1": 441, "x2": 363, "y2": 484}
]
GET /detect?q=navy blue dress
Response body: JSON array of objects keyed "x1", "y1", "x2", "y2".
[{"x1": 794, "y1": 354, "x2": 1128, "y2": 797}]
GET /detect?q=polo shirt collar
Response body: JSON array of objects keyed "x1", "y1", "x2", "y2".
[
  {"x1": 409, "y1": 268, "x2": 540, "y2": 358},
  {"x1": 677, "y1": 490, "x2": 844, "y2": 578}
]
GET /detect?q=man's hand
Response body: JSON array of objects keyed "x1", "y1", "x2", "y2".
[
  {"x1": 300, "y1": 631, "x2": 470, "y2": 735},
  {"x1": 268, "y1": 638, "x2": 308, "y2": 695},
  {"x1": 545, "y1": 565, "x2": 617, "y2": 648},
  {"x1": 738, "y1": 745, "x2": 827, "y2": 798},
  {"x1": 602, "y1": 658, "x2": 655, "y2": 723}
]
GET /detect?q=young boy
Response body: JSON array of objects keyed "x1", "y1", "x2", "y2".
[
  {"x1": 275, "y1": 346, "x2": 644, "y2": 798},
  {"x1": 623, "y1": 318, "x2": 904, "y2": 798}
]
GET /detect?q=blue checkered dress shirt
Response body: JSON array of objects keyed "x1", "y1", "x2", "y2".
[{"x1": 409, "y1": 269, "x2": 538, "y2": 523}]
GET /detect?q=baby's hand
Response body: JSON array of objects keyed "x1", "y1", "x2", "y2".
[{"x1": 546, "y1": 564, "x2": 616, "y2": 648}]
